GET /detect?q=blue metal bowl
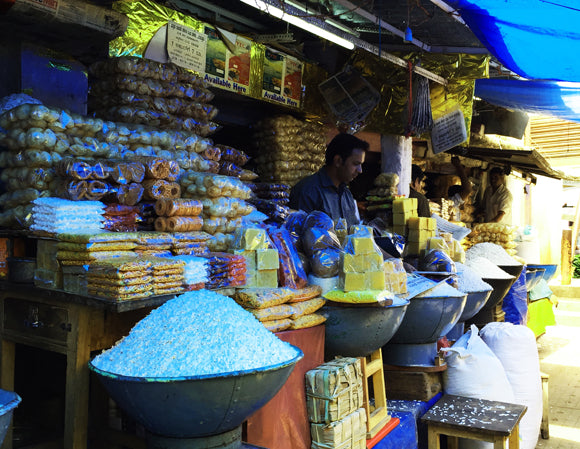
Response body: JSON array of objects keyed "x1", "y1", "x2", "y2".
[
  {"x1": 459, "y1": 288, "x2": 493, "y2": 322},
  {"x1": 89, "y1": 348, "x2": 303, "y2": 438},
  {"x1": 320, "y1": 301, "x2": 409, "y2": 358},
  {"x1": 527, "y1": 264, "x2": 558, "y2": 283},
  {"x1": 0, "y1": 389, "x2": 21, "y2": 446},
  {"x1": 388, "y1": 293, "x2": 467, "y2": 344}
]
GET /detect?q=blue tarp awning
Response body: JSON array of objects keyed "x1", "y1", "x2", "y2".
[
  {"x1": 447, "y1": 0, "x2": 580, "y2": 82},
  {"x1": 475, "y1": 79, "x2": 580, "y2": 124}
]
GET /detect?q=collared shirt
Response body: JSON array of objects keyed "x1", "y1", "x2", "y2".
[
  {"x1": 408, "y1": 188, "x2": 431, "y2": 217},
  {"x1": 450, "y1": 192, "x2": 465, "y2": 222},
  {"x1": 289, "y1": 168, "x2": 360, "y2": 228},
  {"x1": 483, "y1": 184, "x2": 512, "y2": 224}
]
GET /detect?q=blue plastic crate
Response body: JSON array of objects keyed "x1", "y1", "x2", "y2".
[{"x1": 0, "y1": 389, "x2": 21, "y2": 445}]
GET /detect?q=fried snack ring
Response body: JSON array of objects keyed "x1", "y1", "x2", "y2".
[
  {"x1": 87, "y1": 275, "x2": 152, "y2": 286},
  {"x1": 166, "y1": 216, "x2": 203, "y2": 232},
  {"x1": 85, "y1": 180, "x2": 108, "y2": 201},
  {"x1": 154, "y1": 217, "x2": 167, "y2": 231},
  {"x1": 155, "y1": 199, "x2": 203, "y2": 217}
]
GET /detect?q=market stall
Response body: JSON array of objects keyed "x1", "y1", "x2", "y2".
[{"x1": 0, "y1": 0, "x2": 565, "y2": 448}]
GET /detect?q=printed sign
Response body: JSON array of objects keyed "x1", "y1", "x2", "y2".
[
  {"x1": 431, "y1": 109, "x2": 468, "y2": 154},
  {"x1": 166, "y1": 21, "x2": 207, "y2": 73},
  {"x1": 203, "y1": 25, "x2": 251, "y2": 95}
]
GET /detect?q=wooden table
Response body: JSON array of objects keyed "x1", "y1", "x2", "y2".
[
  {"x1": 421, "y1": 394, "x2": 527, "y2": 449},
  {"x1": 0, "y1": 282, "x2": 174, "y2": 449}
]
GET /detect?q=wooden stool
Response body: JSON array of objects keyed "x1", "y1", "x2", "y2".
[
  {"x1": 541, "y1": 372, "x2": 550, "y2": 439},
  {"x1": 359, "y1": 349, "x2": 390, "y2": 439},
  {"x1": 421, "y1": 394, "x2": 527, "y2": 449}
]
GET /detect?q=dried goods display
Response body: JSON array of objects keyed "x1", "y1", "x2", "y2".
[
  {"x1": 252, "y1": 115, "x2": 326, "y2": 186},
  {"x1": 89, "y1": 56, "x2": 218, "y2": 136},
  {"x1": 464, "y1": 223, "x2": 518, "y2": 255},
  {"x1": 0, "y1": 100, "x2": 217, "y2": 228}
]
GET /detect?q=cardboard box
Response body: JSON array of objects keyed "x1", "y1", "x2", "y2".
[{"x1": 306, "y1": 357, "x2": 364, "y2": 424}]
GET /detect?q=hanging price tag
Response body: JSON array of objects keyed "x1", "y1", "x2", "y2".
[{"x1": 431, "y1": 109, "x2": 468, "y2": 154}]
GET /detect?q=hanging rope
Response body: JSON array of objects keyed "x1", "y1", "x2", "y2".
[{"x1": 405, "y1": 60, "x2": 413, "y2": 137}]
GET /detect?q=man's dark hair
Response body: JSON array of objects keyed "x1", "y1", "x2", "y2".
[
  {"x1": 325, "y1": 133, "x2": 369, "y2": 165},
  {"x1": 411, "y1": 164, "x2": 425, "y2": 184},
  {"x1": 448, "y1": 184, "x2": 462, "y2": 197},
  {"x1": 489, "y1": 166, "x2": 505, "y2": 176}
]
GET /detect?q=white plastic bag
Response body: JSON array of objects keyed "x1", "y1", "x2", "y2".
[
  {"x1": 443, "y1": 324, "x2": 515, "y2": 449},
  {"x1": 480, "y1": 322, "x2": 542, "y2": 449}
]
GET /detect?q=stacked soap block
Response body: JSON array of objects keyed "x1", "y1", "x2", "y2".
[
  {"x1": 405, "y1": 217, "x2": 437, "y2": 256},
  {"x1": 392, "y1": 198, "x2": 418, "y2": 237},
  {"x1": 342, "y1": 235, "x2": 385, "y2": 292},
  {"x1": 306, "y1": 357, "x2": 367, "y2": 449},
  {"x1": 384, "y1": 258, "x2": 408, "y2": 294},
  {"x1": 233, "y1": 227, "x2": 279, "y2": 288}
]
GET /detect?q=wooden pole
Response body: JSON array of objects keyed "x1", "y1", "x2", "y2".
[{"x1": 561, "y1": 229, "x2": 573, "y2": 285}]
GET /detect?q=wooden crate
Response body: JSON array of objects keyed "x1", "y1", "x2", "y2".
[{"x1": 384, "y1": 369, "x2": 442, "y2": 402}]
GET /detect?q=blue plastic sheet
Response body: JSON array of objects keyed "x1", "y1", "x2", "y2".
[
  {"x1": 502, "y1": 267, "x2": 528, "y2": 325},
  {"x1": 447, "y1": 0, "x2": 580, "y2": 82},
  {"x1": 475, "y1": 79, "x2": 580, "y2": 124}
]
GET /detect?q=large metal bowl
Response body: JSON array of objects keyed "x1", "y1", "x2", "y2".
[
  {"x1": 527, "y1": 264, "x2": 558, "y2": 283},
  {"x1": 459, "y1": 288, "x2": 493, "y2": 322},
  {"x1": 526, "y1": 268, "x2": 545, "y2": 292},
  {"x1": 320, "y1": 301, "x2": 409, "y2": 358},
  {"x1": 89, "y1": 349, "x2": 303, "y2": 438},
  {"x1": 479, "y1": 275, "x2": 517, "y2": 311},
  {"x1": 388, "y1": 293, "x2": 467, "y2": 344},
  {"x1": 497, "y1": 263, "x2": 524, "y2": 279}
]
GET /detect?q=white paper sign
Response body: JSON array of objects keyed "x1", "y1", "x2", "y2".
[
  {"x1": 166, "y1": 21, "x2": 207, "y2": 73},
  {"x1": 431, "y1": 109, "x2": 468, "y2": 154}
]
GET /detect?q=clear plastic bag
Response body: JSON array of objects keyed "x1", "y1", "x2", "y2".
[{"x1": 267, "y1": 227, "x2": 308, "y2": 289}]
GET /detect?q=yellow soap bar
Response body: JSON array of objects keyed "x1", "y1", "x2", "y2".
[
  {"x1": 352, "y1": 237, "x2": 374, "y2": 255},
  {"x1": 409, "y1": 197, "x2": 418, "y2": 210},
  {"x1": 344, "y1": 272, "x2": 366, "y2": 292},
  {"x1": 407, "y1": 217, "x2": 433, "y2": 230},
  {"x1": 257, "y1": 248, "x2": 279, "y2": 270},
  {"x1": 384, "y1": 260, "x2": 397, "y2": 274},
  {"x1": 367, "y1": 271, "x2": 385, "y2": 290},
  {"x1": 393, "y1": 213, "x2": 407, "y2": 226},
  {"x1": 257, "y1": 269, "x2": 278, "y2": 288},
  {"x1": 427, "y1": 237, "x2": 449, "y2": 253},
  {"x1": 234, "y1": 249, "x2": 256, "y2": 271},
  {"x1": 393, "y1": 198, "x2": 412, "y2": 213},
  {"x1": 243, "y1": 228, "x2": 268, "y2": 250},
  {"x1": 397, "y1": 272, "x2": 408, "y2": 294},
  {"x1": 368, "y1": 253, "x2": 384, "y2": 271},
  {"x1": 342, "y1": 253, "x2": 357, "y2": 273},
  {"x1": 408, "y1": 229, "x2": 429, "y2": 243},
  {"x1": 426, "y1": 218, "x2": 436, "y2": 231}
]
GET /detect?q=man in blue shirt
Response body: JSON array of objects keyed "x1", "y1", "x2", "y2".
[{"x1": 289, "y1": 133, "x2": 368, "y2": 228}]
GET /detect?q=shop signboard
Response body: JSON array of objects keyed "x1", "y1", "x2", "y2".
[
  {"x1": 283, "y1": 55, "x2": 303, "y2": 108},
  {"x1": 262, "y1": 47, "x2": 286, "y2": 105},
  {"x1": 204, "y1": 25, "x2": 252, "y2": 96}
]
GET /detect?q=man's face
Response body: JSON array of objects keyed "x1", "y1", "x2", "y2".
[
  {"x1": 412, "y1": 176, "x2": 426, "y2": 194},
  {"x1": 490, "y1": 172, "x2": 503, "y2": 189},
  {"x1": 336, "y1": 149, "x2": 365, "y2": 183}
]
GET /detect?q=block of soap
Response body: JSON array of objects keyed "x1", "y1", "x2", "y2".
[
  {"x1": 244, "y1": 272, "x2": 257, "y2": 288},
  {"x1": 367, "y1": 271, "x2": 385, "y2": 290},
  {"x1": 257, "y1": 248, "x2": 279, "y2": 270},
  {"x1": 393, "y1": 213, "x2": 407, "y2": 226},
  {"x1": 393, "y1": 198, "x2": 411, "y2": 214},
  {"x1": 342, "y1": 253, "x2": 357, "y2": 273},
  {"x1": 368, "y1": 253, "x2": 384, "y2": 271},
  {"x1": 393, "y1": 225, "x2": 407, "y2": 237},
  {"x1": 257, "y1": 269, "x2": 278, "y2": 288},
  {"x1": 243, "y1": 228, "x2": 267, "y2": 250},
  {"x1": 426, "y1": 218, "x2": 436, "y2": 231},
  {"x1": 343, "y1": 272, "x2": 366, "y2": 292},
  {"x1": 352, "y1": 237, "x2": 374, "y2": 255},
  {"x1": 406, "y1": 240, "x2": 427, "y2": 255},
  {"x1": 234, "y1": 249, "x2": 256, "y2": 271}
]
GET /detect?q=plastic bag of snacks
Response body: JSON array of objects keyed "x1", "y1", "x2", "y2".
[
  {"x1": 267, "y1": 227, "x2": 308, "y2": 289},
  {"x1": 233, "y1": 287, "x2": 294, "y2": 309}
]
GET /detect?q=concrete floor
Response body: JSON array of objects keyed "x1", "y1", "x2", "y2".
[{"x1": 535, "y1": 284, "x2": 580, "y2": 449}]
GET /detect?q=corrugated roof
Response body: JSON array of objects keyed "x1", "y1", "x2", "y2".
[{"x1": 529, "y1": 116, "x2": 580, "y2": 164}]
